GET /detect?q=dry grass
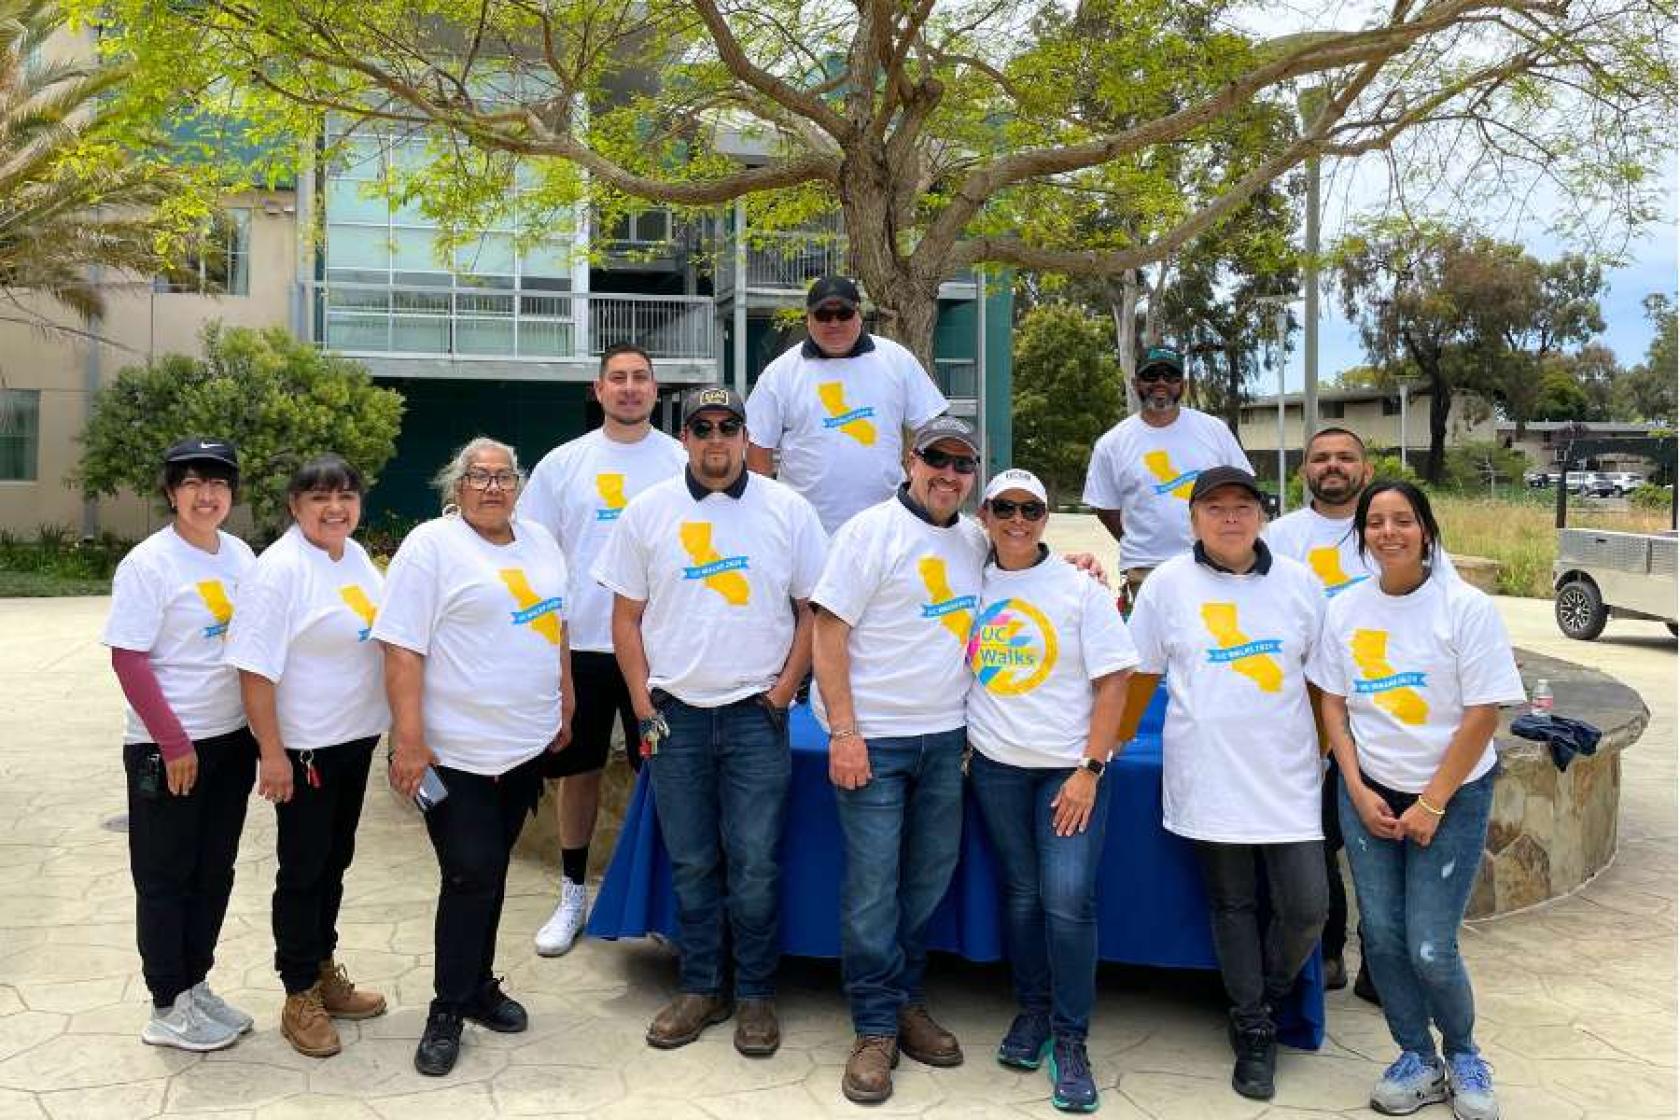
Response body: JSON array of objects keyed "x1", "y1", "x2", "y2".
[{"x1": 1434, "y1": 492, "x2": 1671, "y2": 598}]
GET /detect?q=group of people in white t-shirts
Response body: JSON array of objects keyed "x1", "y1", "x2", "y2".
[{"x1": 102, "y1": 285, "x2": 1524, "y2": 1120}]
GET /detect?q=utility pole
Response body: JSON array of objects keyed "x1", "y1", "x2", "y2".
[{"x1": 1297, "y1": 87, "x2": 1327, "y2": 444}]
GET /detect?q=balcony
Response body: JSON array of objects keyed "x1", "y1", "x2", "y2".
[
  {"x1": 313, "y1": 283, "x2": 718, "y2": 381},
  {"x1": 714, "y1": 227, "x2": 979, "y2": 305}
]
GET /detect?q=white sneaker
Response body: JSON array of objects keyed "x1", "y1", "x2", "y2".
[
  {"x1": 141, "y1": 990, "x2": 240, "y2": 1052},
  {"x1": 191, "y1": 981, "x2": 253, "y2": 1035},
  {"x1": 534, "y1": 879, "x2": 589, "y2": 957}
]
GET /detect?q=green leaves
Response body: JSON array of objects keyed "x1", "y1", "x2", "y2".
[{"x1": 1011, "y1": 302, "x2": 1122, "y2": 501}]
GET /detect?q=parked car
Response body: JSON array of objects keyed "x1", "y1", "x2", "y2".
[
  {"x1": 1584, "y1": 473, "x2": 1620, "y2": 498},
  {"x1": 1605, "y1": 471, "x2": 1646, "y2": 496},
  {"x1": 1525, "y1": 469, "x2": 1560, "y2": 488}
]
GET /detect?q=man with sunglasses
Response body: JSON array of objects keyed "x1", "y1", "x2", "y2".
[
  {"x1": 810, "y1": 415, "x2": 988, "y2": 1104},
  {"x1": 593, "y1": 385, "x2": 827, "y2": 1059},
  {"x1": 1083, "y1": 346, "x2": 1251, "y2": 596},
  {"x1": 746, "y1": 276, "x2": 950, "y2": 535},
  {"x1": 519, "y1": 343, "x2": 686, "y2": 959}
]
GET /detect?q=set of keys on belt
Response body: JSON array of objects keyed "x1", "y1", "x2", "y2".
[{"x1": 638, "y1": 712, "x2": 670, "y2": 759}]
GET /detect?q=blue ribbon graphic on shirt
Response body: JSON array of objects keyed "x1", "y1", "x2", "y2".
[
  {"x1": 1206, "y1": 638, "x2": 1284, "y2": 663},
  {"x1": 683, "y1": 556, "x2": 750, "y2": 580},
  {"x1": 1354, "y1": 671, "x2": 1429, "y2": 694},
  {"x1": 1325, "y1": 574, "x2": 1370, "y2": 597},
  {"x1": 921, "y1": 595, "x2": 979, "y2": 619},
  {"x1": 1153, "y1": 471, "x2": 1200, "y2": 495},
  {"x1": 509, "y1": 597, "x2": 564, "y2": 625},
  {"x1": 822, "y1": 406, "x2": 877, "y2": 429}
]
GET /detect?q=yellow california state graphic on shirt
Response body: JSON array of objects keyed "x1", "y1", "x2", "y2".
[
  {"x1": 818, "y1": 381, "x2": 877, "y2": 446},
  {"x1": 679, "y1": 522, "x2": 751, "y2": 605},
  {"x1": 595, "y1": 473, "x2": 627, "y2": 521},
  {"x1": 1307, "y1": 546, "x2": 1369, "y2": 597},
  {"x1": 1350, "y1": 629, "x2": 1429, "y2": 725},
  {"x1": 498, "y1": 569, "x2": 564, "y2": 644},
  {"x1": 339, "y1": 585, "x2": 378, "y2": 642},
  {"x1": 195, "y1": 580, "x2": 233, "y2": 638},
  {"x1": 917, "y1": 555, "x2": 977, "y2": 644},
  {"x1": 1200, "y1": 602, "x2": 1283, "y2": 692},
  {"x1": 1144, "y1": 450, "x2": 1198, "y2": 499}
]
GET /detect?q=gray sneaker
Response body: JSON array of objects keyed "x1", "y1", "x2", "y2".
[
  {"x1": 1447, "y1": 1052, "x2": 1500, "y2": 1120},
  {"x1": 141, "y1": 990, "x2": 240, "y2": 1052},
  {"x1": 1371, "y1": 1050, "x2": 1448, "y2": 1115},
  {"x1": 190, "y1": 981, "x2": 253, "y2": 1034}
]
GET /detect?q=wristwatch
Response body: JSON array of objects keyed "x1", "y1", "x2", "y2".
[{"x1": 1078, "y1": 756, "x2": 1107, "y2": 778}]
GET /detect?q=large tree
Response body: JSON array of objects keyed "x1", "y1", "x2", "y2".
[
  {"x1": 1615, "y1": 294, "x2": 1678, "y2": 425},
  {"x1": 82, "y1": 0, "x2": 1674, "y2": 366}
]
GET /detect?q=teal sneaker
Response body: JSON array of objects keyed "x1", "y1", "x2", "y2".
[
  {"x1": 1370, "y1": 1050, "x2": 1448, "y2": 1115},
  {"x1": 996, "y1": 1011, "x2": 1052, "y2": 1069},
  {"x1": 1048, "y1": 1036, "x2": 1099, "y2": 1113}
]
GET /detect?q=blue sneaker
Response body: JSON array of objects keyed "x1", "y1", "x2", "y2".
[
  {"x1": 1370, "y1": 1050, "x2": 1447, "y2": 1114},
  {"x1": 996, "y1": 1011, "x2": 1052, "y2": 1069},
  {"x1": 1447, "y1": 1052, "x2": 1500, "y2": 1120},
  {"x1": 1048, "y1": 1036, "x2": 1099, "y2": 1113}
]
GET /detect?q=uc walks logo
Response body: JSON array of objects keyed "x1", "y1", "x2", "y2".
[
  {"x1": 1200, "y1": 602, "x2": 1283, "y2": 692},
  {"x1": 679, "y1": 522, "x2": 751, "y2": 605},
  {"x1": 1144, "y1": 450, "x2": 1198, "y2": 498},
  {"x1": 1350, "y1": 629, "x2": 1429, "y2": 725},
  {"x1": 498, "y1": 569, "x2": 564, "y2": 645},
  {"x1": 917, "y1": 555, "x2": 976, "y2": 643},
  {"x1": 818, "y1": 381, "x2": 877, "y2": 445}
]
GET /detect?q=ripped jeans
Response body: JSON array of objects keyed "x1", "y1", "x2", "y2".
[{"x1": 1338, "y1": 769, "x2": 1495, "y2": 1059}]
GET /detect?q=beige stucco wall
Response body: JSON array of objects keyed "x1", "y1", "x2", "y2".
[{"x1": 0, "y1": 190, "x2": 296, "y2": 539}]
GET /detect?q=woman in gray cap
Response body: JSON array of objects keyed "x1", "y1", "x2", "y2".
[{"x1": 102, "y1": 437, "x2": 258, "y2": 1053}]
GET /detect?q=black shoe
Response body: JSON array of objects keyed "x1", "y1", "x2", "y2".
[
  {"x1": 1324, "y1": 953, "x2": 1348, "y2": 991},
  {"x1": 1231, "y1": 1019, "x2": 1277, "y2": 1100},
  {"x1": 414, "y1": 1009, "x2": 463, "y2": 1076},
  {"x1": 1354, "y1": 965, "x2": 1382, "y2": 1006},
  {"x1": 466, "y1": 977, "x2": 528, "y2": 1033}
]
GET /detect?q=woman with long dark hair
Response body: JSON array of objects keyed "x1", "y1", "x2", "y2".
[{"x1": 1315, "y1": 481, "x2": 1524, "y2": 1120}]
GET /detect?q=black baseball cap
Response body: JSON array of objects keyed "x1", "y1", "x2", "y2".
[
  {"x1": 162, "y1": 437, "x2": 239, "y2": 471},
  {"x1": 1137, "y1": 346, "x2": 1185, "y2": 377},
  {"x1": 1189, "y1": 466, "x2": 1264, "y2": 504},
  {"x1": 911, "y1": 415, "x2": 981, "y2": 456},
  {"x1": 680, "y1": 385, "x2": 747, "y2": 425},
  {"x1": 806, "y1": 275, "x2": 861, "y2": 310}
]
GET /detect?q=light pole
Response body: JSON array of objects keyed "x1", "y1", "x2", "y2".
[
  {"x1": 1297, "y1": 87, "x2": 1327, "y2": 443},
  {"x1": 1253, "y1": 295, "x2": 1294, "y2": 512}
]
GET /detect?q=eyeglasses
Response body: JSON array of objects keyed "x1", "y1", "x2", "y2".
[
  {"x1": 687, "y1": 417, "x2": 744, "y2": 439},
  {"x1": 916, "y1": 447, "x2": 979, "y2": 474},
  {"x1": 1137, "y1": 368, "x2": 1184, "y2": 384},
  {"x1": 988, "y1": 498, "x2": 1047, "y2": 522},
  {"x1": 463, "y1": 469, "x2": 520, "y2": 491},
  {"x1": 176, "y1": 477, "x2": 232, "y2": 493},
  {"x1": 810, "y1": 306, "x2": 857, "y2": 323}
]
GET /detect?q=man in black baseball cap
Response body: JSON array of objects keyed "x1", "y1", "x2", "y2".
[
  {"x1": 746, "y1": 275, "x2": 949, "y2": 534},
  {"x1": 681, "y1": 385, "x2": 748, "y2": 426}
]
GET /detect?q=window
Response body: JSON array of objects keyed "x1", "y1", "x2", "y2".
[
  {"x1": 603, "y1": 208, "x2": 673, "y2": 246},
  {"x1": 1321, "y1": 400, "x2": 1345, "y2": 419},
  {"x1": 1381, "y1": 396, "x2": 1402, "y2": 416},
  {"x1": 159, "y1": 209, "x2": 251, "y2": 295},
  {"x1": 0, "y1": 389, "x2": 39, "y2": 481}
]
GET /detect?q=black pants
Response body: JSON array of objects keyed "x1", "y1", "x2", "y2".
[
  {"x1": 1322, "y1": 770, "x2": 1349, "y2": 958},
  {"x1": 1194, "y1": 840, "x2": 1329, "y2": 1031},
  {"x1": 422, "y1": 754, "x2": 544, "y2": 1013},
  {"x1": 272, "y1": 736, "x2": 378, "y2": 994},
  {"x1": 124, "y1": 727, "x2": 257, "y2": 1008}
]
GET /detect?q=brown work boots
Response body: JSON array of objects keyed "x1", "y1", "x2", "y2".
[
  {"x1": 280, "y1": 959, "x2": 387, "y2": 1058},
  {"x1": 842, "y1": 1005, "x2": 963, "y2": 1103}
]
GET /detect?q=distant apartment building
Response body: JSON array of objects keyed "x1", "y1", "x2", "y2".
[{"x1": 1235, "y1": 384, "x2": 1495, "y2": 478}]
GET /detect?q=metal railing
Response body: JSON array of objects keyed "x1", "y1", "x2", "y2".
[
  {"x1": 934, "y1": 357, "x2": 979, "y2": 399},
  {"x1": 715, "y1": 230, "x2": 978, "y2": 294},
  {"x1": 313, "y1": 283, "x2": 715, "y2": 361}
]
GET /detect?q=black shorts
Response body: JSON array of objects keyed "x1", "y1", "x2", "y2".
[{"x1": 542, "y1": 650, "x2": 639, "y2": 778}]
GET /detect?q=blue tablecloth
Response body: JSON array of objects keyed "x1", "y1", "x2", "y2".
[{"x1": 587, "y1": 691, "x2": 1324, "y2": 1049}]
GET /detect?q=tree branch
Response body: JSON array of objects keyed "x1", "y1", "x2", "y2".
[{"x1": 687, "y1": 0, "x2": 849, "y2": 139}]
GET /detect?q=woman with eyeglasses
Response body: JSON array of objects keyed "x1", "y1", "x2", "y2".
[
  {"x1": 103, "y1": 437, "x2": 258, "y2": 1053},
  {"x1": 373, "y1": 437, "x2": 575, "y2": 1077},
  {"x1": 963, "y1": 470, "x2": 1138, "y2": 1114},
  {"x1": 1314, "y1": 482, "x2": 1523, "y2": 1120},
  {"x1": 225, "y1": 454, "x2": 390, "y2": 1058}
]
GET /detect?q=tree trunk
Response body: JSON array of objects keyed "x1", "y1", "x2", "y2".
[
  {"x1": 1222, "y1": 341, "x2": 1244, "y2": 433},
  {"x1": 1113, "y1": 269, "x2": 1139, "y2": 415},
  {"x1": 1426, "y1": 369, "x2": 1451, "y2": 483},
  {"x1": 841, "y1": 163, "x2": 943, "y2": 374}
]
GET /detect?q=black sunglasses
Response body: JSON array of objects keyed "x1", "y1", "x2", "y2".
[
  {"x1": 916, "y1": 447, "x2": 979, "y2": 474},
  {"x1": 687, "y1": 417, "x2": 744, "y2": 439},
  {"x1": 1137, "y1": 367, "x2": 1184, "y2": 384},
  {"x1": 811, "y1": 306, "x2": 857, "y2": 323},
  {"x1": 988, "y1": 498, "x2": 1047, "y2": 522}
]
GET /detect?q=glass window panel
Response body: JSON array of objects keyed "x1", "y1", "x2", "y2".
[
  {"x1": 0, "y1": 388, "x2": 39, "y2": 481},
  {"x1": 522, "y1": 238, "x2": 572, "y2": 281},
  {"x1": 325, "y1": 179, "x2": 390, "y2": 223},
  {"x1": 456, "y1": 317, "x2": 515, "y2": 355},
  {"x1": 391, "y1": 227, "x2": 445, "y2": 274},
  {"x1": 454, "y1": 233, "x2": 515, "y2": 277},
  {"x1": 325, "y1": 224, "x2": 390, "y2": 272},
  {"x1": 390, "y1": 315, "x2": 450, "y2": 353}
]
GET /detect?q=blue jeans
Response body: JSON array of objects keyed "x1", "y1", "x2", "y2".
[
  {"x1": 647, "y1": 694, "x2": 791, "y2": 1000},
  {"x1": 969, "y1": 752, "x2": 1112, "y2": 1041},
  {"x1": 834, "y1": 729, "x2": 966, "y2": 1036},
  {"x1": 1339, "y1": 769, "x2": 1494, "y2": 1058}
]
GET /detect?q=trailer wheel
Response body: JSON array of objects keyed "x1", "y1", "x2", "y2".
[{"x1": 1555, "y1": 578, "x2": 1608, "y2": 641}]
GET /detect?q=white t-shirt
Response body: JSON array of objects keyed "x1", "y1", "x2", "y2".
[
  {"x1": 371, "y1": 515, "x2": 568, "y2": 775},
  {"x1": 517, "y1": 427, "x2": 686, "y2": 653},
  {"x1": 746, "y1": 335, "x2": 949, "y2": 534},
  {"x1": 1082, "y1": 409, "x2": 1250, "y2": 569},
  {"x1": 1312, "y1": 574, "x2": 1525, "y2": 793},
  {"x1": 103, "y1": 526, "x2": 256, "y2": 744},
  {"x1": 965, "y1": 553, "x2": 1140, "y2": 767},
  {"x1": 810, "y1": 496, "x2": 989, "y2": 738},
  {"x1": 1265, "y1": 505, "x2": 1459, "y2": 598},
  {"x1": 1127, "y1": 549, "x2": 1326, "y2": 843},
  {"x1": 225, "y1": 524, "x2": 391, "y2": 751},
  {"x1": 592, "y1": 472, "x2": 827, "y2": 707}
]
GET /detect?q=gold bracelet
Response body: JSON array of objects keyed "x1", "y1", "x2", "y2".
[
  {"x1": 830, "y1": 727, "x2": 859, "y2": 741},
  {"x1": 1416, "y1": 795, "x2": 1447, "y2": 817}
]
